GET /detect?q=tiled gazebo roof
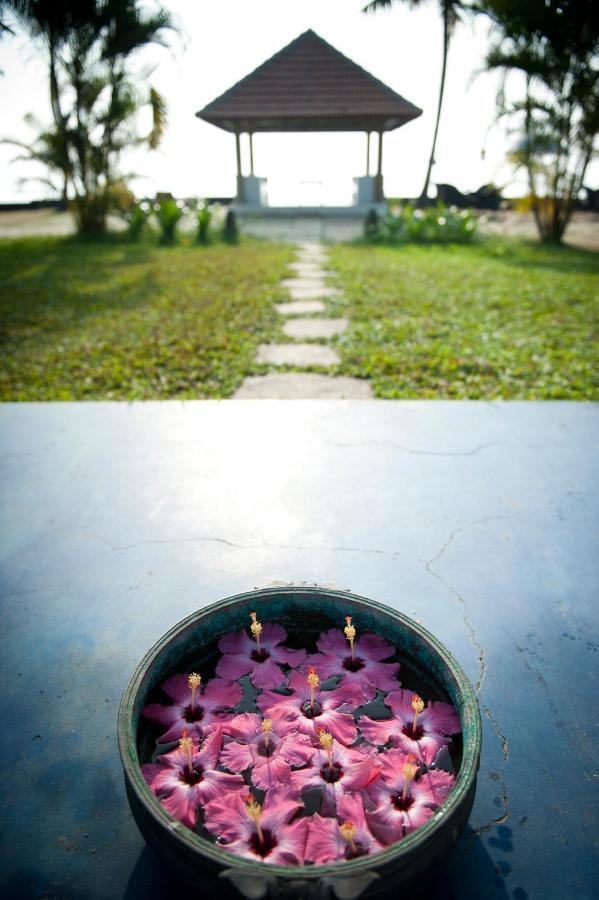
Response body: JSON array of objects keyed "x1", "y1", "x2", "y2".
[{"x1": 196, "y1": 29, "x2": 422, "y2": 133}]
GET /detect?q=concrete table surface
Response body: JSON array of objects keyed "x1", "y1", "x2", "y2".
[{"x1": 0, "y1": 401, "x2": 597, "y2": 900}]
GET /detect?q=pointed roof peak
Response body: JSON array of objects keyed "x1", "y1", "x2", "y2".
[{"x1": 196, "y1": 29, "x2": 422, "y2": 134}]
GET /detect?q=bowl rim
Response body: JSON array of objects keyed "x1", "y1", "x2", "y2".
[{"x1": 118, "y1": 585, "x2": 482, "y2": 881}]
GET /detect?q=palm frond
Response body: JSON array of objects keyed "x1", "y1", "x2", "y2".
[{"x1": 148, "y1": 86, "x2": 167, "y2": 150}]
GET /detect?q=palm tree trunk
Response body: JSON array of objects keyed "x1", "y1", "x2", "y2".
[{"x1": 417, "y1": 4, "x2": 449, "y2": 207}]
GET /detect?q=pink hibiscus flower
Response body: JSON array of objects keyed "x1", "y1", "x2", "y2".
[
  {"x1": 364, "y1": 749, "x2": 455, "y2": 844},
  {"x1": 257, "y1": 670, "x2": 363, "y2": 746},
  {"x1": 216, "y1": 622, "x2": 307, "y2": 690},
  {"x1": 141, "y1": 728, "x2": 246, "y2": 829},
  {"x1": 305, "y1": 794, "x2": 383, "y2": 863},
  {"x1": 306, "y1": 625, "x2": 400, "y2": 702},
  {"x1": 204, "y1": 787, "x2": 308, "y2": 865},
  {"x1": 220, "y1": 712, "x2": 314, "y2": 790},
  {"x1": 358, "y1": 689, "x2": 460, "y2": 764},
  {"x1": 142, "y1": 674, "x2": 242, "y2": 743},
  {"x1": 291, "y1": 733, "x2": 380, "y2": 816}
]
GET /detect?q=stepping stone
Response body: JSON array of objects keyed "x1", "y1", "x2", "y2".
[
  {"x1": 287, "y1": 263, "x2": 334, "y2": 278},
  {"x1": 289, "y1": 284, "x2": 341, "y2": 301},
  {"x1": 256, "y1": 343, "x2": 340, "y2": 366},
  {"x1": 281, "y1": 278, "x2": 331, "y2": 292},
  {"x1": 233, "y1": 373, "x2": 373, "y2": 399},
  {"x1": 283, "y1": 318, "x2": 348, "y2": 339},
  {"x1": 275, "y1": 300, "x2": 326, "y2": 315}
]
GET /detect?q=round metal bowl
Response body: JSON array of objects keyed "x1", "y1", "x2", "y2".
[{"x1": 118, "y1": 586, "x2": 481, "y2": 899}]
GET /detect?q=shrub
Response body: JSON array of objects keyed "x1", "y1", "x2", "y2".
[
  {"x1": 368, "y1": 203, "x2": 478, "y2": 244},
  {"x1": 155, "y1": 198, "x2": 184, "y2": 244},
  {"x1": 124, "y1": 202, "x2": 151, "y2": 241},
  {"x1": 196, "y1": 202, "x2": 213, "y2": 244},
  {"x1": 222, "y1": 209, "x2": 239, "y2": 244},
  {"x1": 364, "y1": 208, "x2": 380, "y2": 240}
]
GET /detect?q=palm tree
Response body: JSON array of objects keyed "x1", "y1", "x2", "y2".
[
  {"x1": 364, "y1": 0, "x2": 465, "y2": 205},
  {"x1": 5, "y1": 0, "x2": 171, "y2": 234}
]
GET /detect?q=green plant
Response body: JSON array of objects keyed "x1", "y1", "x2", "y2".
[
  {"x1": 155, "y1": 199, "x2": 184, "y2": 244},
  {"x1": 364, "y1": 208, "x2": 380, "y2": 239},
  {"x1": 222, "y1": 209, "x2": 238, "y2": 244},
  {"x1": 196, "y1": 202, "x2": 212, "y2": 244},
  {"x1": 368, "y1": 204, "x2": 477, "y2": 244},
  {"x1": 124, "y1": 201, "x2": 151, "y2": 241}
]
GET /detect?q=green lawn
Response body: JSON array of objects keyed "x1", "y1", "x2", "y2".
[
  {"x1": 0, "y1": 235, "x2": 597, "y2": 400},
  {"x1": 328, "y1": 240, "x2": 599, "y2": 399},
  {"x1": 0, "y1": 237, "x2": 292, "y2": 400}
]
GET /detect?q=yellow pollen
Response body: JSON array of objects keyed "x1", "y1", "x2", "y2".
[
  {"x1": 307, "y1": 668, "x2": 320, "y2": 689},
  {"x1": 262, "y1": 719, "x2": 273, "y2": 733},
  {"x1": 249, "y1": 611, "x2": 263, "y2": 649},
  {"x1": 188, "y1": 672, "x2": 202, "y2": 691},
  {"x1": 179, "y1": 735, "x2": 193, "y2": 753},
  {"x1": 340, "y1": 821, "x2": 357, "y2": 852},
  {"x1": 318, "y1": 730, "x2": 334, "y2": 752},
  {"x1": 343, "y1": 616, "x2": 356, "y2": 643},
  {"x1": 411, "y1": 695, "x2": 425, "y2": 715},
  {"x1": 402, "y1": 761, "x2": 418, "y2": 783},
  {"x1": 245, "y1": 795, "x2": 264, "y2": 843}
]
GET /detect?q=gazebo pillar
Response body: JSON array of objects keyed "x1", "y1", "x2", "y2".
[
  {"x1": 235, "y1": 132, "x2": 244, "y2": 202},
  {"x1": 249, "y1": 133, "x2": 255, "y2": 176},
  {"x1": 375, "y1": 130, "x2": 384, "y2": 201},
  {"x1": 365, "y1": 131, "x2": 371, "y2": 176}
]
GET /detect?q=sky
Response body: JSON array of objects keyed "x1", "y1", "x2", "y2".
[{"x1": 0, "y1": 0, "x2": 597, "y2": 206}]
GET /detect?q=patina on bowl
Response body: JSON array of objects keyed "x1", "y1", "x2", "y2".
[{"x1": 118, "y1": 586, "x2": 482, "y2": 900}]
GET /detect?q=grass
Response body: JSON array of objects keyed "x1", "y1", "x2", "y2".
[
  {"x1": 1, "y1": 235, "x2": 597, "y2": 401},
  {"x1": 328, "y1": 239, "x2": 599, "y2": 399},
  {"x1": 0, "y1": 236, "x2": 292, "y2": 400}
]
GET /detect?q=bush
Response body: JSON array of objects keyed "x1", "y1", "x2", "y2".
[
  {"x1": 368, "y1": 203, "x2": 478, "y2": 244},
  {"x1": 222, "y1": 209, "x2": 239, "y2": 244},
  {"x1": 155, "y1": 198, "x2": 185, "y2": 244},
  {"x1": 196, "y1": 202, "x2": 213, "y2": 244},
  {"x1": 124, "y1": 202, "x2": 151, "y2": 241},
  {"x1": 364, "y1": 208, "x2": 380, "y2": 240}
]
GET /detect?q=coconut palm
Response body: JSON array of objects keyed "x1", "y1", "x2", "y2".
[
  {"x1": 5, "y1": 0, "x2": 171, "y2": 234},
  {"x1": 364, "y1": 0, "x2": 466, "y2": 205}
]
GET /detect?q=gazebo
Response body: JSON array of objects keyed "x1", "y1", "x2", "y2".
[{"x1": 196, "y1": 29, "x2": 422, "y2": 215}]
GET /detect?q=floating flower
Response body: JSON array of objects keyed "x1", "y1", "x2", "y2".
[
  {"x1": 216, "y1": 622, "x2": 306, "y2": 690},
  {"x1": 305, "y1": 625, "x2": 400, "y2": 702},
  {"x1": 204, "y1": 786, "x2": 308, "y2": 865},
  {"x1": 257, "y1": 670, "x2": 363, "y2": 746},
  {"x1": 364, "y1": 748, "x2": 455, "y2": 844},
  {"x1": 291, "y1": 734, "x2": 380, "y2": 816},
  {"x1": 220, "y1": 712, "x2": 314, "y2": 790},
  {"x1": 358, "y1": 689, "x2": 460, "y2": 764},
  {"x1": 305, "y1": 795, "x2": 383, "y2": 863},
  {"x1": 142, "y1": 673, "x2": 242, "y2": 743},
  {"x1": 141, "y1": 728, "x2": 246, "y2": 829}
]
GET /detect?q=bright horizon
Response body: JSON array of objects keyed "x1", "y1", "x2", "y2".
[{"x1": 0, "y1": 0, "x2": 597, "y2": 205}]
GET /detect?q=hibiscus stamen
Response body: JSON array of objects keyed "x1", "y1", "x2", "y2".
[
  {"x1": 179, "y1": 732, "x2": 194, "y2": 778},
  {"x1": 339, "y1": 821, "x2": 357, "y2": 854},
  {"x1": 401, "y1": 759, "x2": 418, "y2": 804},
  {"x1": 307, "y1": 667, "x2": 320, "y2": 711},
  {"x1": 188, "y1": 672, "x2": 201, "y2": 713},
  {"x1": 411, "y1": 694, "x2": 425, "y2": 736},
  {"x1": 318, "y1": 729, "x2": 334, "y2": 769},
  {"x1": 245, "y1": 794, "x2": 264, "y2": 845},
  {"x1": 262, "y1": 718, "x2": 272, "y2": 750},
  {"x1": 344, "y1": 615, "x2": 356, "y2": 661},
  {"x1": 249, "y1": 611, "x2": 263, "y2": 654}
]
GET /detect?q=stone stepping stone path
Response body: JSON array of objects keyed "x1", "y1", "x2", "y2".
[{"x1": 233, "y1": 241, "x2": 373, "y2": 399}]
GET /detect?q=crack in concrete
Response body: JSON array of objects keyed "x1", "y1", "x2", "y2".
[
  {"x1": 423, "y1": 517, "x2": 510, "y2": 846},
  {"x1": 324, "y1": 439, "x2": 499, "y2": 458},
  {"x1": 62, "y1": 529, "x2": 402, "y2": 560}
]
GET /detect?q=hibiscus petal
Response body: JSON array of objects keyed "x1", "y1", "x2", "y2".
[
  {"x1": 160, "y1": 673, "x2": 191, "y2": 704},
  {"x1": 250, "y1": 656, "x2": 287, "y2": 690},
  {"x1": 141, "y1": 763, "x2": 168, "y2": 792},
  {"x1": 290, "y1": 765, "x2": 322, "y2": 795},
  {"x1": 258, "y1": 622, "x2": 288, "y2": 649},
  {"x1": 142, "y1": 702, "x2": 182, "y2": 730},
  {"x1": 221, "y1": 712, "x2": 261, "y2": 741},
  {"x1": 197, "y1": 726, "x2": 223, "y2": 770},
  {"x1": 303, "y1": 652, "x2": 345, "y2": 681},
  {"x1": 216, "y1": 653, "x2": 253, "y2": 681},
  {"x1": 421, "y1": 700, "x2": 461, "y2": 736},
  {"x1": 358, "y1": 714, "x2": 396, "y2": 746},
  {"x1": 279, "y1": 733, "x2": 315, "y2": 767},
  {"x1": 202, "y1": 678, "x2": 242, "y2": 709},
  {"x1": 270, "y1": 818, "x2": 309, "y2": 865},
  {"x1": 356, "y1": 633, "x2": 397, "y2": 662},
  {"x1": 270, "y1": 645, "x2": 307, "y2": 668},
  {"x1": 365, "y1": 661, "x2": 401, "y2": 692},
  {"x1": 316, "y1": 628, "x2": 349, "y2": 657},
  {"x1": 218, "y1": 629, "x2": 254, "y2": 656},
  {"x1": 220, "y1": 741, "x2": 254, "y2": 774},
  {"x1": 262, "y1": 796, "x2": 303, "y2": 832},
  {"x1": 197, "y1": 770, "x2": 246, "y2": 805},
  {"x1": 305, "y1": 815, "x2": 342, "y2": 864},
  {"x1": 316, "y1": 709, "x2": 357, "y2": 746},
  {"x1": 204, "y1": 792, "x2": 249, "y2": 842},
  {"x1": 160, "y1": 782, "x2": 201, "y2": 829},
  {"x1": 416, "y1": 769, "x2": 455, "y2": 806},
  {"x1": 390, "y1": 732, "x2": 446, "y2": 765},
  {"x1": 252, "y1": 755, "x2": 291, "y2": 791}
]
